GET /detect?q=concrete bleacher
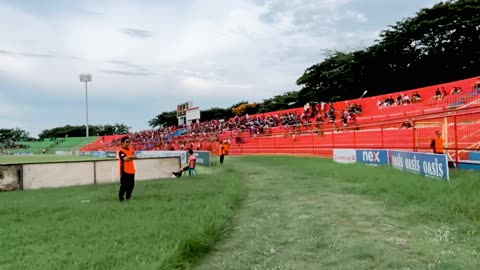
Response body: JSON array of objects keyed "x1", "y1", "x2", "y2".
[
  {"x1": 222, "y1": 76, "x2": 480, "y2": 157},
  {"x1": 232, "y1": 77, "x2": 480, "y2": 130},
  {"x1": 76, "y1": 76, "x2": 480, "y2": 157},
  {"x1": 47, "y1": 137, "x2": 98, "y2": 154},
  {"x1": 352, "y1": 77, "x2": 480, "y2": 123},
  {"x1": 9, "y1": 140, "x2": 53, "y2": 154},
  {"x1": 9, "y1": 137, "x2": 99, "y2": 154},
  {"x1": 80, "y1": 135, "x2": 124, "y2": 151}
]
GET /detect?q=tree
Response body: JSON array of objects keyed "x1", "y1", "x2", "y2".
[
  {"x1": 296, "y1": 0, "x2": 480, "y2": 100},
  {"x1": 257, "y1": 91, "x2": 300, "y2": 113},
  {"x1": 148, "y1": 111, "x2": 177, "y2": 128},
  {"x1": 0, "y1": 128, "x2": 32, "y2": 142},
  {"x1": 232, "y1": 103, "x2": 259, "y2": 116},
  {"x1": 38, "y1": 124, "x2": 130, "y2": 139},
  {"x1": 200, "y1": 107, "x2": 229, "y2": 121},
  {"x1": 148, "y1": 0, "x2": 480, "y2": 126}
]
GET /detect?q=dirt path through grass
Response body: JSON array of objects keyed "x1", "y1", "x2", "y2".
[{"x1": 193, "y1": 156, "x2": 479, "y2": 270}]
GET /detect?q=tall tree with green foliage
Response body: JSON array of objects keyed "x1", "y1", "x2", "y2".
[
  {"x1": 38, "y1": 124, "x2": 130, "y2": 139},
  {"x1": 296, "y1": 0, "x2": 480, "y2": 102},
  {"x1": 149, "y1": 0, "x2": 480, "y2": 126},
  {"x1": 0, "y1": 128, "x2": 32, "y2": 142}
]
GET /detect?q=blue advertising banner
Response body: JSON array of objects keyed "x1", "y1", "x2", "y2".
[
  {"x1": 134, "y1": 150, "x2": 187, "y2": 163},
  {"x1": 390, "y1": 150, "x2": 449, "y2": 180},
  {"x1": 355, "y1": 149, "x2": 389, "y2": 166},
  {"x1": 91, "y1": 151, "x2": 107, "y2": 158},
  {"x1": 458, "y1": 152, "x2": 480, "y2": 171}
]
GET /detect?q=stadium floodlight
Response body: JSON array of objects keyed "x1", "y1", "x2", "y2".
[
  {"x1": 359, "y1": 90, "x2": 368, "y2": 99},
  {"x1": 79, "y1": 74, "x2": 92, "y2": 137}
]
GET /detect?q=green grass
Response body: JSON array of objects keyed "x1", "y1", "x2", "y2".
[
  {"x1": 194, "y1": 156, "x2": 480, "y2": 270},
  {"x1": 2, "y1": 155, "x2": 480, "y2": 269},
  {"x1": 0, "y1": 166, "x2": 245, "y2": 270}
]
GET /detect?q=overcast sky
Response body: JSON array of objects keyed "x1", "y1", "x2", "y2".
[{"x1": 0, "y1": 0, "x2": 440, "y2": 137}]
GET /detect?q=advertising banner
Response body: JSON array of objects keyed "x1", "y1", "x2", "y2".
[
  {"x1": 458, "y1": 152, "x2": 480, "y2": 171},
  {"x1": 106, "y1": 151, "x2": 117, "y2": 158},
  {"x1": 355, "y1": 149, "x2": 389, "y2": 166},
  {"x1": 12, "y1": 152, "x2": 34, "y2": 156},
  {"x1": 91, "y1": 151, "x2": 107, "y2": 158},
  {"x1": 333, "y1": 149, "x2": 356, "y2": 164},
  {"x1": 390, "y1": 150, "x2": 449, "y2": 180},
  {"x1": 187, "y1": 151, "x2": 211, "y2": 167},
  {"x1": 135, "y1": 151, "x2": 187, "y2": 163},
  {"x1": 55, "y1": 151, "x2": 73, "y2": 156}
]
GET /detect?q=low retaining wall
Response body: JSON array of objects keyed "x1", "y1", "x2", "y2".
[
  {"x1": 0, "y1": 165, "x2": 22, "y2": 191},
  {"x1": 0, "y1": 157, "x2": 180, "y2": 191}
]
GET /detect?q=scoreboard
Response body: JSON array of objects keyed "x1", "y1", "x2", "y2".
[{"x1": 177, "y1": 102, "x2": 190, "y2": 117}]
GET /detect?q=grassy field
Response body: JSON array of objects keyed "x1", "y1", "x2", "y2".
[
  {"x1": 0, "y1": 165, "x2": 244, "y2": 270},
  {"x1": 195, "y1": 157, "x2": 480, "y2": 270},
  {"x1": 2, "y1": 155, "x2": 480, "y2": 269}
]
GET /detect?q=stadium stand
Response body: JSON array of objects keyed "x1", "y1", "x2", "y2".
[
  {"x1": 5, "y1": 137, "x2": 99, "y2": 155},
  {"x1": 6, "y1": 139, "x2": 56, "y2": 155},
  {"x1": 47, "y1": 137, "x2": 98, "y2": 154},
  {"x1": 79, "y1": 76, "x2": 480, "y2": 164}
]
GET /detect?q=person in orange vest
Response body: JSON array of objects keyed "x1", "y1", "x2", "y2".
[
  {"x1": 430, "y1": 130, "x2": 445, "y2": 154},
  {"x1": 219, "y1": 141, "x2": 225, "y2": 164},
  {"x1": 118, "y1": 136, "x2": 136, "y2": 202},
  {"x1": 223, "y1": 140, "x2": 230, "y2": 155}
]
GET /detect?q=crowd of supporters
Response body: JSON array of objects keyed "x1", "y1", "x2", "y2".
[
  {"x1": 89, "y1": 78, "x2": 480, "y2": 151},
  {"x1": 100, "y1": 99, "x2": 366, "y2": 151}
]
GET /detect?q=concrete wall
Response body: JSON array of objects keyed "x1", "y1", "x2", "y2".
[
  {"x1": 95, "y1": 160, "x2": 119, "y2": 184},
  {"x1": 94, "y1": 157, "x2": 181, "y2": 184},
  {"x1": 0, "y1": 165, "x2": 21, "y2": 191},
  {"x1": 23, "y1": 162, "x2": 94, "y2": 190},
  {"x1": 1, "y1": 157, "x2": 180, "y2": 191}
]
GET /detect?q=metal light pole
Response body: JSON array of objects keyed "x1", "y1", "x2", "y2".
[
  {"x1": 359, "y1": 90, "x2": 368, "y2": 99},
  {"x1": 79, "y1": 74, "x2": 92, "y2": 137}
]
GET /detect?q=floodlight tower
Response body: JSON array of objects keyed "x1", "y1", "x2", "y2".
[{"x1": 79, "y1": 74, "x2": 92, "y2": 137}]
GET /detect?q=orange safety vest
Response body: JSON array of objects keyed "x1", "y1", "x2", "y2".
[
  {"x1": 118, "y1": 146, "x2": 136, "y2": 175},
  {"x1": 218, "y1": 144, "x2": 225, "y2": 155},
  {"x1": 434, "y1": 137, "x2": 444, "y2": 154},
  {"x1": 223, "y1": 143, "x2": 230, "y2": 154}
]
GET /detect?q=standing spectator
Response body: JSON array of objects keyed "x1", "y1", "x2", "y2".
[
  {"x1": 218, "y1": 142, "x2": 225, "y2": 164},
  {"x1": 430, "y1": 131, "x2": 445, "y2": 154},
  {"x1": 118, "y1": 136, "x2": 136, "y2": 202}
]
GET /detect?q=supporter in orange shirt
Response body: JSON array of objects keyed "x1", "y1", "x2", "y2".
[
  {"x1": 172, "y1": 149, "x2": 196, "y2": 177},
  {"x1": 219, "y1": 142, "x2": 225, "y2": 164},
  {"x1": 223, "y1": 140, "x2": 230, "y2": 155},
  {"x1": 430, "y1": 131, "x2": 445, "y2": 154}
]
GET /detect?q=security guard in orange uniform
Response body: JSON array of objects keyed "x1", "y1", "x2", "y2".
[
  {"x1": 218, "y1": 142, "x2": 225, "y2": 164},
  {"x1": 431, "y1": 131, "x2": 445, "y2": 154},
  {"x1": 118, "y1": 136, "x2": 136, "y2": 201}
]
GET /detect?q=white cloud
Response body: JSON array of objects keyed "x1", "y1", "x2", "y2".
[
  {"x1": 0, "y1": 0, "x2": 444, "y2": 136},
  {"x1": 344, "y1": 10, "x2": 368, "y2": 23}
]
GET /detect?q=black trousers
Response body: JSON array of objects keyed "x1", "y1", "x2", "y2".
[
  {"x1": 220, "y1": 154, "x2": 224, "y2": 164},
  {"x1": 119, "y1": 173, "x2": 135, "y2": 201}
]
